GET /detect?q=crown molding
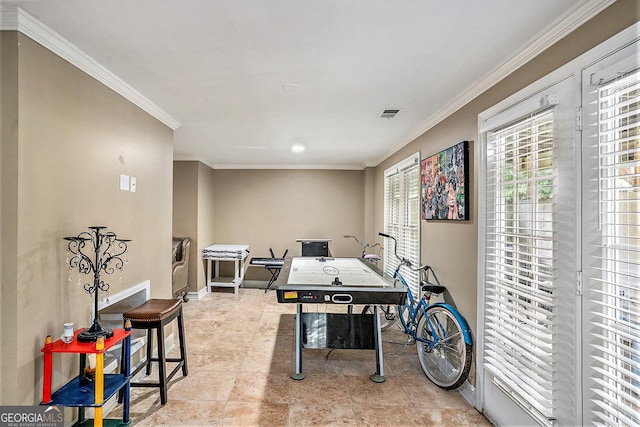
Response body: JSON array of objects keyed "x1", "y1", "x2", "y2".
[
  {"x1": 373, "y1": 0, "x2": 617, "y2": 166},
  {"x1": 172, "y1": 155, "x2": 217, "y2": 170},
  {"x1": 172, "y1": 154, "x2": 365, "y2": 170},
  {"x1": 211, "y1": 163, "x2": 365, "y2": 170},
  {"x1": 0, "y1": 6, "x2": 181, "y2": 131}
]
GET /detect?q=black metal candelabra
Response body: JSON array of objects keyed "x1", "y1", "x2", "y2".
[{"x1": 64, "y1": 226, "x2": 131, "y2": 342}]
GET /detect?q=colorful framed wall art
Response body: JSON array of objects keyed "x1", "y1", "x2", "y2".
[{"x1": 421, "y1": 141, "x2": 469, "y2": 221}]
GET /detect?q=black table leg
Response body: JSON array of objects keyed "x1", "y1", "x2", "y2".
[
  {"x1": 370, "y1": 305, "x2": 386, "y2": 383},
  {"x1": 291, "y1": 303, "x2": 306, "y2": 380}
]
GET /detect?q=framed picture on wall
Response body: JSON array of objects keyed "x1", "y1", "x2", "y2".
[{"x1": 421, "y1": 141, "x2": 469, "y2": 221}]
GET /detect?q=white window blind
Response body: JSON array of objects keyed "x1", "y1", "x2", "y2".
[
  {"x1": 483, "y1": 110, "x2": 557, "y2": 424},
  {"x1": 384, "y1": 154, "x2": 420, "y2": 297},
  {"x1": 586, "y1": 68, "x2": 640, "y2": 427}
]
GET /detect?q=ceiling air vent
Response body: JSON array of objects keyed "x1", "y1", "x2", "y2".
[{"x1": 380, "y1": 109, "x2": 400, "y2": 119}]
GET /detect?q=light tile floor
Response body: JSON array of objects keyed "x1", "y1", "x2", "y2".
[{"x1": 122, "y1": 288, "x2": 491, "y2": 426}]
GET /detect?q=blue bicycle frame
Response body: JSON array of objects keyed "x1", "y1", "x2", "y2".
[{"x1": 393, "y1": 266, "x2": 473, "y2": 346}]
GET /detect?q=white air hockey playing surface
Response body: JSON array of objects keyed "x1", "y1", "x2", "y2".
[{"x1": 286, "y1": 257, "x2": 390, "y2": 287}]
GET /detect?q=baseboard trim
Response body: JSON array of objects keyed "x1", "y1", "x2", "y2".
[{"x1": 459, "y1": 380, "x2": 477, "y2": 408}]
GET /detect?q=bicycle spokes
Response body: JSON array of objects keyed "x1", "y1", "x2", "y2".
[
  {"x1": 416, "y1": 306, "x2": 472, "y2": 390},
  {"x1": 429, "y1": 312, "x2": 459, "y2": 345}
]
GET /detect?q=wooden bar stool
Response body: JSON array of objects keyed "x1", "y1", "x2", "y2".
[{"x1": 123, "y1": 298, "x2": 188, "y2": 405}]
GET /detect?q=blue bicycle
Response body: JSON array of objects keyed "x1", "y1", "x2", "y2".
[{"x1": 378, "y1": 232, "x2": 473, "y2": 389}]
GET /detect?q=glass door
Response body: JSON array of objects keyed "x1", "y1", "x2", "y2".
[{"x1": 581, "y1": 39, "x2": 640, "y2": 427}]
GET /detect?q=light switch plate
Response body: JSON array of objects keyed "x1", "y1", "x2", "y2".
[
  {"x1": 120, "y1": 174, "x2": 130, "y2": 191},
  {"x1": 130, "y1": 177, "x2": 137, "y2": 192}
]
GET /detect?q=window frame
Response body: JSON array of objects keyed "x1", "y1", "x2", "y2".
[
  {"x1": 383, "y1": 153, "x2": 421, "y2": 296},
  {"x1": 581, "y1": 49, "x2": 640, "y2": 427},
  {"x1": 477, "y1": 22, "x2": 640, "y2": 427},
  {"x1": 482, "y1": 108, "x2": 559, "y2": 423}
]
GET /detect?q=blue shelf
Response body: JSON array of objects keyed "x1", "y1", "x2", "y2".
[{"x1": 46, "y1": 374, "x2": 128, "y2": 407}]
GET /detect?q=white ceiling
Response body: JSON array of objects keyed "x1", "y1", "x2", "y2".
[{"x1": 0, "y1": 0, "x2": 610, "y2": 169}]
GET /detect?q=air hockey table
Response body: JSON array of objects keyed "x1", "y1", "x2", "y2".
[{"x1": 275, "y1": 256, "x2": 407, "y2": 383}]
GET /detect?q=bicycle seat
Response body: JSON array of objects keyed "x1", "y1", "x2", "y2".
[{"x1": 421, "y1": 282, "x2": 446, "y2": 294}]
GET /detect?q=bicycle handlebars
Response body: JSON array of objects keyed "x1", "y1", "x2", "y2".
[
  {"x1": 344, "y1": 234, "x2": 381, "y2": 249},
  {"x1": 378, "y1": 232, "x2": 430, "y2": 272}
]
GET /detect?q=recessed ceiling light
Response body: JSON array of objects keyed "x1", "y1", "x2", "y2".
[{"x1": 291, "y1": 144, "x2": 305, "y2": 153}]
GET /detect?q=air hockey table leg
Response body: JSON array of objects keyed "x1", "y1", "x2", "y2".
[
  {"x1": 291, "y1": 303, "x2": 306, "y2": 380},
  {"x1": 369, "y1": 305, "x2": 386, "y2": 383}
]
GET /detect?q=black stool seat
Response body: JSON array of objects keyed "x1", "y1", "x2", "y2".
[{"x1": 123, "y1": 298, "x2": 188, "y2": 405}]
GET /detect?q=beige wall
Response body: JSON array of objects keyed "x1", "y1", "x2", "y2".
[
  {"x1": 173, "y1": 162, "x2": 198, "y2": 241},
  {"x1": 196, "y1": 162, "x2": 216, "y2": 288},
  {"x1": 1, "y1": 30, "x2": 20, "y2": 405},
  {"x1": 211, "y1": 169, "x2": 365, "y2": 280},
  {"x1": 173, "y1": 161, "x2": 199, "y2": 290},
  {"x1": 1, "y1": 32, "x2": 174, "y2": 405},
  {"x1": 373, "y1": 0, "x2": 639, "y2": 345},
  {"x1": 362, "y1": 167, "x2": 377, "y2": 245},
  {"x1": 172, "y1": 160, "x2": 216, "y2": 292},
  {"x1": 173, "y1": 166, "x2": 366, "y2": 287}
]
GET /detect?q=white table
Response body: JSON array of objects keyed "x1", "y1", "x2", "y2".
[{"x1": 202, "y1": 244, "x2": 250, "y2": 294}]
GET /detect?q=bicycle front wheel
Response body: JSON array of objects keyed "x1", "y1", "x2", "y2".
[
  {"x1": 362, "y1": 305, "x2": 396, "y2": 330},
  {"x1": 416, "y1": 305, "x2": 472, "y2": 390}
]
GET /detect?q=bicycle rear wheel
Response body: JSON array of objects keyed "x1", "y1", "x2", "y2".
[
  {"x1": 361, "y1": 305, "x2": 396, "y2": 330},
  {"x1": 416, "y1": 305, "x2": 472, "y2": 390}
]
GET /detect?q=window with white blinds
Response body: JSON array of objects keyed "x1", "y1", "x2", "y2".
[
  {"x1": 479, "y1": 24, "x2": 638, "y2": 427},
  {"x1": 585, "y1": 67, "x2": 640, "y2": 427},
  {"x1": 483, "y1": 110, "x2": 557, "y2": 423},
  {"x1": 383, "y1": 153, "x2": 420, "y2": 297}
]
